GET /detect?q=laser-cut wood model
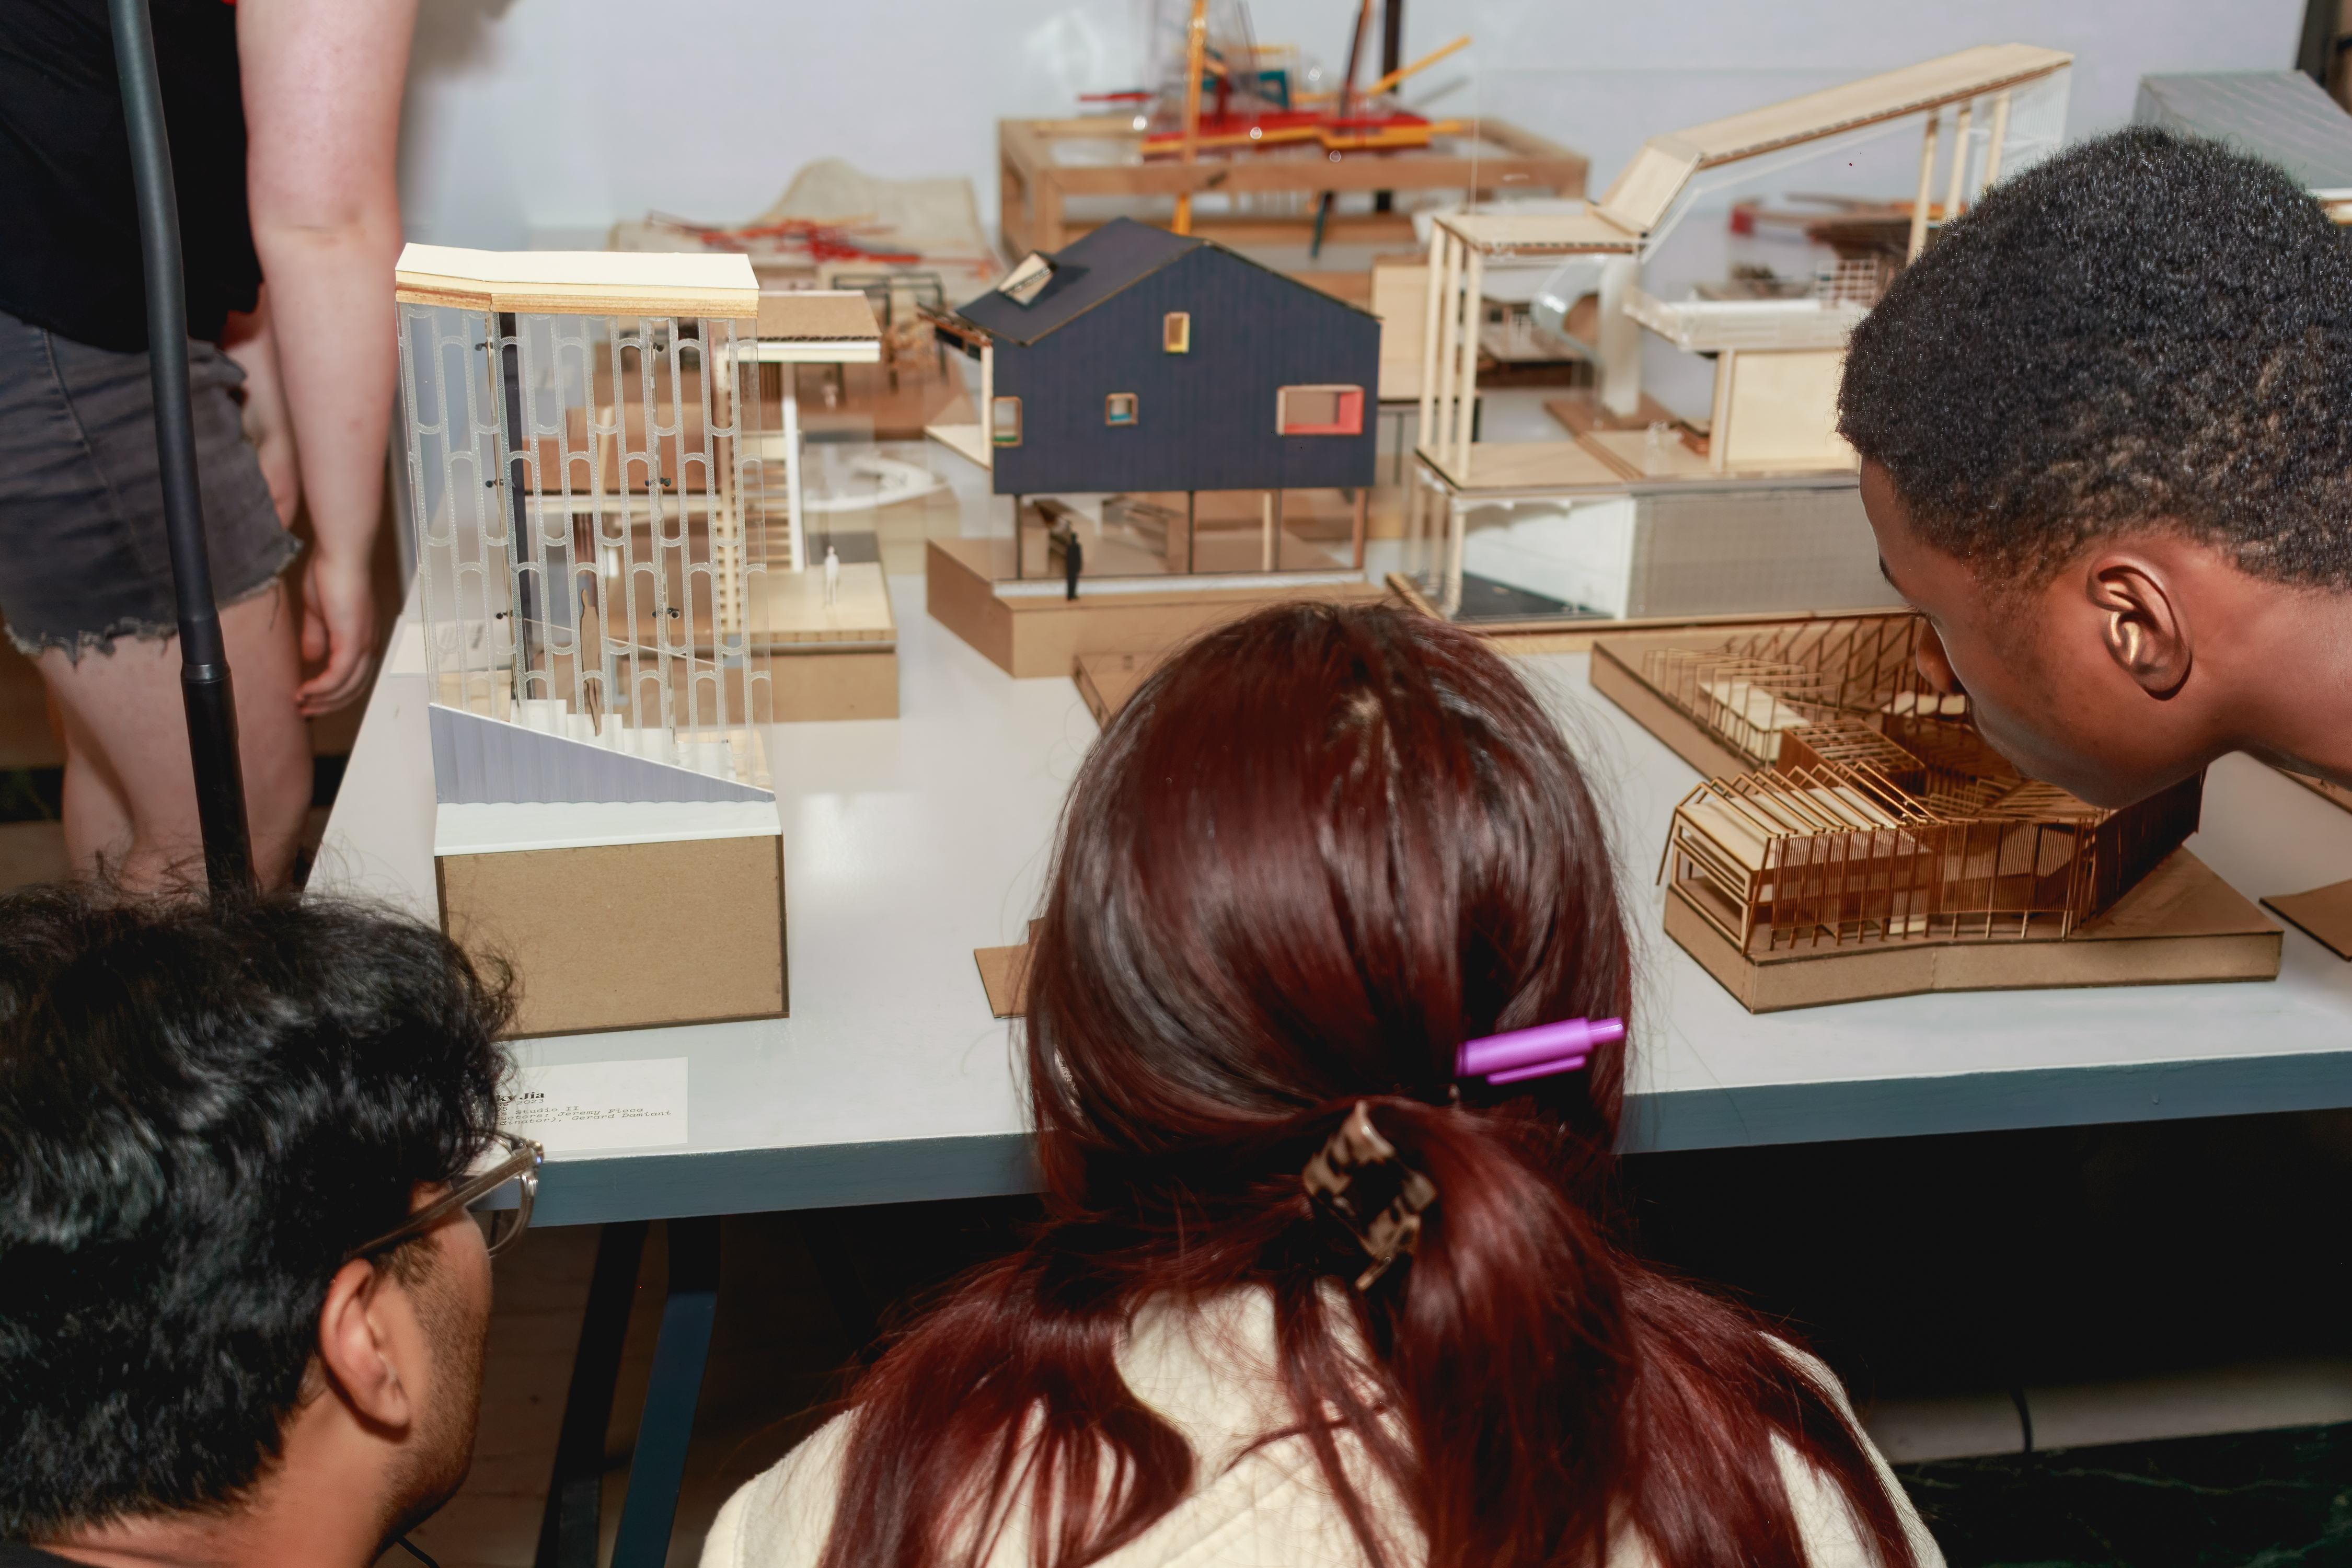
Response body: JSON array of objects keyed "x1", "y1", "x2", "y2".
[
  {"x1": 1400, "y1": 44, "x2": 2073, "y2": 633},
  {"x1": 1589, "y1": 615, "x2": 2280, "y2": 1011},
  {"x1": 395, "y1": 246, "x2": 797, "y2": 1033},
  {"x1": 997, "y1": 114, "x2": 1582, "y2": 261},
  {"x1": 923, "y1": 217, "x2": 1388, "y2": 676}
]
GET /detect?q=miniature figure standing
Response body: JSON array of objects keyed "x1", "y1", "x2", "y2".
[
  {"x1": 823, "y1": 544, "x2": 840, "y2": 606},
  {"x1": 0, "y1": 0, "x2": 412, "y2": 889}
]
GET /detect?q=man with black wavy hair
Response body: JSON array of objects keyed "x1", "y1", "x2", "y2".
[
  {"x1": 0, "y1": 889, "x2": 516, "y2": 1567},
  {"x1": 1840, "y1": 125, "x2": 2352, "y2": 809}
]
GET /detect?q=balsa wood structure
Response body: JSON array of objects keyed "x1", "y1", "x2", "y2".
[
  {"x1": 1404, "y1": 45, "x2": 2072, "y2": 625},
  {"x1": 395, "y1": 246, "x2": 791, "y2": 1033},
  {"x1": 1589, "y1": 615, "x2": 2280, "y2": 1011},
  {"x1": 997, "y1": 116, "x2": 1585, "y2": 258},
  {"x1": 744, "y1": 291, "x2": 902, "y2": 720}
]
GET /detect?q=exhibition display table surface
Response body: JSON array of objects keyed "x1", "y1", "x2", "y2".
[{"x1": 315, "y1": 578, "x2": 2352, "y2": 1227}]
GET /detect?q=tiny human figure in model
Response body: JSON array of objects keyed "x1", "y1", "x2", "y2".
[
  {"x1": 1842, "y1": 126, "x2": 2352, "y2": 809},
  {"x1": 699, "y1": 603, "x2": 1939, "y2": 1568},
  {"x1": 823, "y1": 544, "x2": 839, "y2": 607}
]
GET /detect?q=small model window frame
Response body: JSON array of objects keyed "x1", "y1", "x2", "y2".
[
  {"x1": 1104, "y1": 392, "x2": 1140, "y2": 426},
  {"x1": 1163, "y1": 312, "x2": 1192, "y2": 353},
  {"x1": 990, "y1": 395, "x2": 1023, "y2": 447},
  {"x1": 1276, "y1": 384, "x2": 1366, "y2": 436}
]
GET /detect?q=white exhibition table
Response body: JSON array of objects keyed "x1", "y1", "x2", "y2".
[{"x1": 315, "y1": 578, "x2": 2352, "y2": 1226}]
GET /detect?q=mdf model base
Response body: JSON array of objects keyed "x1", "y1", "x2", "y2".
[
  {"x1": 435, "y1": 802, "x2": 788, "y2": 1038},
  {"x1": 926, "y1": 537, "x2": 1386, "y2": 679},
  {"x1": 1074, "y1": 650, "x2": 1164, "y2": 725},
  {"x1": 1668, "y1": 849, "x2": 2281, "y2": 1013},
  {"x1": 760, "y1": 560, "x2": 899, "y2": 721}
]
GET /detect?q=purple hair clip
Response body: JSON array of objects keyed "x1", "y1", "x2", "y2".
[{"x1": 1455, "y1": 1017, "x2": 1624, "y2": 1086}]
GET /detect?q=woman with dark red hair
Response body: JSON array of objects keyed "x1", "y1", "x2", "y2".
[{"x1": 705, "y1": 603, "x2": 1939, "y2": 1568}]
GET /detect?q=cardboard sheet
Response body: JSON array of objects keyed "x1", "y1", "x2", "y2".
[
  {"x1": 440, "y1": 834, "x2": 787, "y2": 1036},
  {"x1": 2262, "y1": 878, "x2": 2352, "y2": 961},
  {"x1": 974, "y1": 920, "x2": 1042, "y2": 1019}
]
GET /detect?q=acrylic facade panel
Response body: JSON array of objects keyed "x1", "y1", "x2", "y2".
[{"x1": 398, "y1": 302, "x2": 775, "y2": 792}]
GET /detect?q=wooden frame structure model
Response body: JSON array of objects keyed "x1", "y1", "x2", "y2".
[
  {"x1": 1402, "y1": 44, "x2": 2072, "y2": 623},
  {"x1": 745, "y1": 289, "x2": 901, "y2": 720},
  {"x1": 996, "y1": 115, "x2": 1586, "y2": 259},
  {"x1": 394, "y1": 246, "x2": 794, "y2": 1036},
  {"x1": 1589, "y1": 614, "x2": 2280, "y2": 1011}
]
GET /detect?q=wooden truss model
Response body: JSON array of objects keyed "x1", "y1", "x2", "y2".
[{"x1": 1591, "y1": 615, "x2": 2281, "y2": 1011}]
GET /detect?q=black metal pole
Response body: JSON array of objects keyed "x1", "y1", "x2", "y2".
[
  {"x1": 497, "y1": 312, "x2": 539, "y2": 705},
  {"x1": 108, "y1": 0, "x2": 253, "y2": 895},
  {"x1": 1374, "y1": 0, "x2": 1403, "y2": 214}
]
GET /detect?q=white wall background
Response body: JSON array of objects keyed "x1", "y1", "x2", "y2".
[{"x1": 399, "y1": 0, "x2": 2308, "y2": 253}]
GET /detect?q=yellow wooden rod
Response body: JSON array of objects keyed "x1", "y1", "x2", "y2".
[
  {"x1": 1173, "y1": 0, "x2": 1209, "y2": 235},
  {"x1": 1364, "y1": 34, "x2": 1471, "y2": 98}
]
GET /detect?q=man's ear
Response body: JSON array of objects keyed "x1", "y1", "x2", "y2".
[
  {"x1": 2085, "y1": 555, "x2": 2191, "y2": 698},
  {"x1": 317, "y1": 1258, "x2": 417, "y2": 1433}
]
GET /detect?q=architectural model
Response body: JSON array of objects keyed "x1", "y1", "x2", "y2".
[
  {"x1": 922, "y1": 216, "x2": 1388, "y2": 675},
  {"x1": 1398, "y1": 44, "x2": 2074, "y2": 629},
  {"x1": 1589, "y1": 614, "x2": 2280, "y2": 1011},
  {"x1": 394, "y1": 245, "x2": 800, "y2": 1033}
]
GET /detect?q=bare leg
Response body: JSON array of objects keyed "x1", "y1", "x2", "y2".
[{"x1": 42, "y1": 581, "x2": 312, "y2": 890}]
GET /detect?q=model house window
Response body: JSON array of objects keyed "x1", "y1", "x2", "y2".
[
  {"x1": 1104, "y1": 393, "x2": 1139, "y2": 426},
  {"x1": 1163, "y1": 312, "x2": 1191, "y2": 353},
  {"x1": 990, "y1": 395, "x2": 1022, "y2": 446},
  {"x1": 1276, "y1": 385, "x2": 1364, "y2": 436}
]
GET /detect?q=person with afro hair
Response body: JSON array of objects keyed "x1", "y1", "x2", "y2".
[{"x1": 1840, "y1": 125, "x2": 2352, "y2": 809}]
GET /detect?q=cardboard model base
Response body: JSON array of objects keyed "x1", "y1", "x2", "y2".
[
  {"x1": 1668, "y1": 848, "x2": 2280, "y2": 1012},
  {"x1": 436, "y1": 803, "x2": 788, "y2": 1037},
  {"x1": 927, "y1": 537, "x2": 1384, "y2": 678}
]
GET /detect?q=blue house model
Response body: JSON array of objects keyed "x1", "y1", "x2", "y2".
[{"x1": 941, "y1": 217, "x2": 1380, "y2": 500}]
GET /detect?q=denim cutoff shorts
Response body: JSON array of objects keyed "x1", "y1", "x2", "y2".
[{"x1": 0, "y1": 306, "x2": 302, "y2": 659}]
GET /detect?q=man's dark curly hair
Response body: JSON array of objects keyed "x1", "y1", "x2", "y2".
[
  {"x1": 0, "y1": 887, "x2": 510, "y2": 1538},
  {"x1": 1839, "y1": 125, "x2": 2352, "y2": 586}
]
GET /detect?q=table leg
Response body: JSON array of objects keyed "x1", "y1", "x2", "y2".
[
  {"x1": 609, "y1": 1216, "x2": 723, "y2": 1568},
  {"x1": 534, "y1": 1220, "x2": 650, "y2": 1568}
]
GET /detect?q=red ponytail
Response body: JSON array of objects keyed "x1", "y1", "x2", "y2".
[{"x1": 816, "y1": 604, "x2": 1919, "y2": 1568}]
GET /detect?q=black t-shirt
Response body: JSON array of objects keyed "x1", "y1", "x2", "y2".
[
  {"x1": 0, "y1": 1543, "x2": 78, "y2": 1565},
  {"x1": 0, "y1": 0, "x2": 262, "y2": 351}
]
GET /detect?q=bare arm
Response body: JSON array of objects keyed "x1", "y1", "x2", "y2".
[
  {"x1": 218, "y1": 291, "x2": 299, "y2": 526},
  {"x1": 238, "y1": 0, "x2": 416, "y2": 717}
]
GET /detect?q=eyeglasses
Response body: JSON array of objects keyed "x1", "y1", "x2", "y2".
[{"x1": 341, "y1": 1132, "x2": 544, "y2": 1266}]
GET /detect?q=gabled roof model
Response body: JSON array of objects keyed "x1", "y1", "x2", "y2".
[{"x1": 951, "y1": 217, "x2": 1377, "y2": 347}]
